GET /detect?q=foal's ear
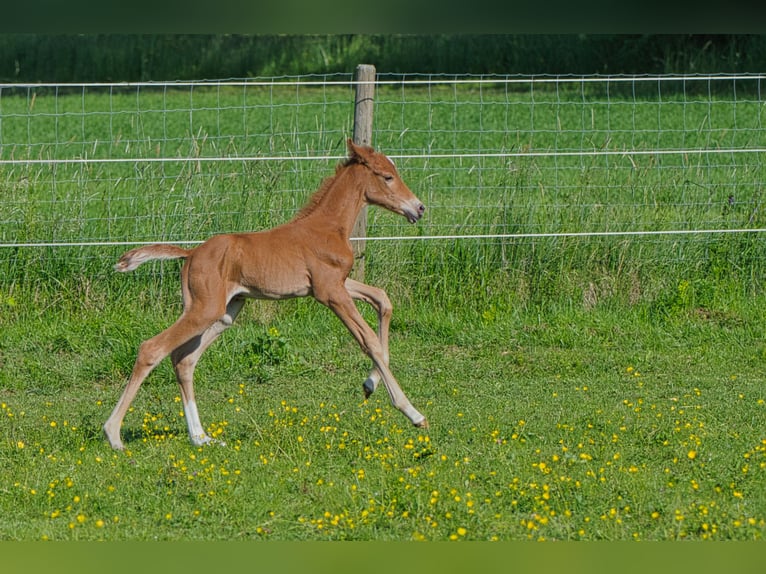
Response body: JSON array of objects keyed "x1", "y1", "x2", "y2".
[{"x1": 347, "y1": 138, "x2": 374, "y2": 164}]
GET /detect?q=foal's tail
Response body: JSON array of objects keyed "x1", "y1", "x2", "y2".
[{"x1": 114, "y1": 244, "x2": 191, "y2": 272}]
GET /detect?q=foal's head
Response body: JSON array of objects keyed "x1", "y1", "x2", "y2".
[{"x1": 346, "y1": 139, "x2": 425, "y2": 223}]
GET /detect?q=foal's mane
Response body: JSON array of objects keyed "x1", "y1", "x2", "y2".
[{"x1": 291, "y1": 155, "x2": 361, "y2": 221}]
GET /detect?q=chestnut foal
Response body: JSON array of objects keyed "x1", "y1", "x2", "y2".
[{"x1": 103, "y1": 140, "x2": 428, "y2": 450}]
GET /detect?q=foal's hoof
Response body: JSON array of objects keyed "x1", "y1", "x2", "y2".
[
  {"x1": 103, "y1": 426, "x2": 125, "y2": 451},
  {"x1": 362, "y1": 377, "x2": 376, "y2": 399},
  {"x1": 191, "y1": 435, "x2": 226, "y2": 448}
]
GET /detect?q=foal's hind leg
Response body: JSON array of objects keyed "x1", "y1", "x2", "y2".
[
  {"x1": 171, "y1": 297, "x2": 246, "y2": 446},
  {"x1": 103, "y1": 303, "x2": 226, "y2": 450},
  {"x1": 344, "y1": 278, "x2": 392, "y2": 397}
]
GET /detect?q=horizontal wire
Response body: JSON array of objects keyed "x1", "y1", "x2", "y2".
[
  {"x1": 0, "y1": 147, "x2": 764, "y2": 166},
  {"x1": 3, "y1": 227, "x2": 765, "y2": 250},
  {"x1": 2, "y1": 73, "x2": 765, "y2": 90}
]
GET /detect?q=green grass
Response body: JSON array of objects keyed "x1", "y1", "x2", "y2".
[
  {"x1": 1, "y1": 79, "x2": 765, "y2": 541},
  {"x1": 0, "y1": 288, "x2": 765, "y2": 541}
]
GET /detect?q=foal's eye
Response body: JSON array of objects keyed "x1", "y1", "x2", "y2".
[{"x1": 383, "y1": 174, "x2": 394, "y2": 183}]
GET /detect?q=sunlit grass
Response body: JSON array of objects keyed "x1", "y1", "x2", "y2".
[{"x1": 1, "y1": 293, "x2": 764, "y2": 541}]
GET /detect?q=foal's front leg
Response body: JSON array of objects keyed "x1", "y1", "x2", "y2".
[
  {"x1": 324, "y1": 286, "x2": 427, "y2": 428},
  {"x1": 344, "y1": 278, "x2": 392, "y2": 397}
]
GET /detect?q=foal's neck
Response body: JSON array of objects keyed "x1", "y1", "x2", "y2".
[{"x1": 293, "y1": 163, "x2": 366, "y2": 236}]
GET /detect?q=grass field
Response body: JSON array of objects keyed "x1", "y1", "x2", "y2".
[{"x1": 1, "y1": 78, "x2": 765, "y2": 541}]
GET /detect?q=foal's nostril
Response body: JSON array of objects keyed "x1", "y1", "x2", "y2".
[{"x1": 418, "y1": 203, "x2": 426, "y2": 215}]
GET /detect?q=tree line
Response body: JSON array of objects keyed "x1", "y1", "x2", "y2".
[{"x1": 1, "y1": 34, "x2": 764, "y2": 82}]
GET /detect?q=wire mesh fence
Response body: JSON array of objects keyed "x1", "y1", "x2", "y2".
[{"x1": 2, "y1": 73, "x2": 765, "y2": 293}]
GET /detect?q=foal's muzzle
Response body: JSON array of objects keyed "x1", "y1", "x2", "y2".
[{"x1": 406, "y1": 202, "x2": 426, "y2": 223}]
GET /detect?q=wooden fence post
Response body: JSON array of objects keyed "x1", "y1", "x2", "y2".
[{"x1": 351, "y1": 64, "x2": 376, "y2": 282}]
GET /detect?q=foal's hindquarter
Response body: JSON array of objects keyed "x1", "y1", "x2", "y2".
[{"x1": 103, "y1": 142, "x2": 428, "y2": 450}]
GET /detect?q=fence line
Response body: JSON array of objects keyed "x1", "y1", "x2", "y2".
[{"x1": 1, "y1": 72, "x2": 765, "y2": 263}]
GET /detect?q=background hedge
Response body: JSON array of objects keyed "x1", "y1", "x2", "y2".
[{"x1": 1, "y1": 34, "x2": 765, "y2": 82}]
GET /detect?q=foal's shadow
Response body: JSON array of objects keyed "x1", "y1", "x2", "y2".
[
  {"x1": 86, "y1": 425, "x2": 178, "y2": 449},
  {"x1": 119, "y1": 428, "x2": 151, "y2": 446}
]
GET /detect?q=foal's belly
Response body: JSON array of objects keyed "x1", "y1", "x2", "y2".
[
  {"x1": 240, "y1": 282, "x2": 312, "y2": 301},
  {"x1": 236, "y1": 261, "x2": 313, "y2": 300}
]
